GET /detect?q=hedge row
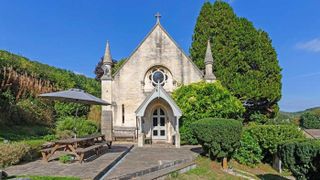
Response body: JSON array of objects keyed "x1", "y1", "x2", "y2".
[
  {"x1": 278, "y1": 139, "x2": 320, "y2": 180},
  {"x1": 301, "y1": 112, "x2": 320, "y2": 129}
]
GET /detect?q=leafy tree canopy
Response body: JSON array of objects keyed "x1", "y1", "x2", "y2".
[
  {"x1": 190, "y1": 1, "x2": 282, "y2": 120},
  {"x1": 172, "y1": 81, "x2": 245, "y2": 144}
]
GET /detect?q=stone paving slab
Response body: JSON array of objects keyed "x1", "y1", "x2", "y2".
[
  {"x1": 5, "y1": 144, "x2": 133, "y2": 180},
  {"x1": 105, "y1": 145, "x2": 200, "y2": 179}
]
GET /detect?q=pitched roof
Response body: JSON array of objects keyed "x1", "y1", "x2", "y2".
[
  {"x1": 135, "y1": 84, "x2": 182, "y2": 117},
  {"x1": 112, "y1": 22, "x2": 203, "y2": 77}
]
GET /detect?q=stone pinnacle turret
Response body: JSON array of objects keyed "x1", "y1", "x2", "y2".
[
  {"x1": 204, "y1": 40, "x2": 216, "y2": 82},
  {"x1": 103, "y1": 41, "x2": 113, "y2": 66}
]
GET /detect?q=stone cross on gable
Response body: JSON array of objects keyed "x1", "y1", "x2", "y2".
[{"x1": 155, "y1": 12, "x2": 161, "y2": 23}]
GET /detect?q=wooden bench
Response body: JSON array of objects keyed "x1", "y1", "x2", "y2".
[
  {"x1": 76, "y1": 142, "x2": 107, "y2": 163},
  {"x1": 113, "y1": 126, "x2": 136, "y2": 141},
  {"x1": 40, "y1": 145, "x2": 66, "y2": 162}
]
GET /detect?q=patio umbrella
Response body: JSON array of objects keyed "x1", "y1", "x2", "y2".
[
  {"x1": 39, "y1": 88, "x2": 110, "y2": 138},
  {"x1": 38, "y1": 88, "x2": 110, "y2": 106}
]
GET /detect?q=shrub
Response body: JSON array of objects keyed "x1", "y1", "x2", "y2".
[
  {"x1": 278, "y1": 139, "x2": 320, "y2": 180},
  {"x1": 43, "y1": 134, "x2": 58, "y2": 141},
  {"x1": 56, "y1": 116, "x2": 98, "y2": 137},
  {"x1": 22, "y1": 139, "x2": 46, "y2": 161},
  {"x1": 246, "y1": 125, "x2": 304, "y2": 162},
  {"x1": 301, "y1": 112, "x2": 320, "y2": 129},
  {"x1": 192, "y1": 118, "x2": 242, "y2": 161},
  {"x1": 17, "y1": 98, "x2": 54, "y2": 126},
  {"x1": 249, "y1": 113, "x2": 268, "y2": 124},
  {"x1": 172, "y1": 81, "x2": 245, "y2": 144},
  {"x1": 0, "y1": 142, "x2": 30, "y2": 168},
  {"x1": 59, "y1": 155, "x2": 73, "y2": 164},
  {"x1": 233, "y1": 131, "x2": 263, "y2": 167}
]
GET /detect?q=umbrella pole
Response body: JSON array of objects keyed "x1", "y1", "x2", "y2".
[{"x1": 74, "y1": 107, "x2": 79, "y2": 139}]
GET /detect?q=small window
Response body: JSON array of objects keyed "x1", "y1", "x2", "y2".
[
  {"x1": 160, "y1": 109, "x2": 165, "y2": 115},
  {"x1": 122, "y1": 104, "x2": 125, "y2": 124},
  {"x1": 160, "y1": 130, "x2": 165, "y2": 136},
  {"x1": 153, "y1": 130, "x2": 158, "y2": 136},
  {"x1": 153, "y1": 117, "x2": 158, "y2": 126},
  {"x1": 160, "y1": 117, "x2": 165, "y2": 126},
  {"x1": 153, "y1": 109, "x2": 158, "y2": 115}
]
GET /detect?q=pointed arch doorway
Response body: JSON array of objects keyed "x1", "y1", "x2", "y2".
[{"x1": 135, "y1": 85, "x2": 182, "y2": 148}]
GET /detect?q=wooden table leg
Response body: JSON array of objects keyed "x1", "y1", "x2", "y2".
[
  {"x1": 43, "y1": 144, "x2": 60, "y2": 162},
  {"x1": 67, "y1": 144, "x2": 81, "y2": 161},
  {"x1": 107, "y1": 142, "x2": 112, "y2": 149}
]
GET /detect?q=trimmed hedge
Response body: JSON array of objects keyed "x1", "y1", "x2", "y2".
[
  {"x1": 246, "y1": 125, "x2": 304, "y2": 159},
  {"x1": 301, "y1": 112, "x2": 320, "y2": 129},
  {"x1": 192, "y1": 118, "x2": 242, "y2": 161},
  {"x1": 278, "y1": 139, "x2": 320, "y2": 180}
]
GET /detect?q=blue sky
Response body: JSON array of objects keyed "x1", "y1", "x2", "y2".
[{"x1": 0, "y1": 0, "x2": 320, "y2": 112}]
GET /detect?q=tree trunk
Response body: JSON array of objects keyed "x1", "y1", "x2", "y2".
[{"x1": 222, "y1": 157, "x2": 228, "y2": 170}]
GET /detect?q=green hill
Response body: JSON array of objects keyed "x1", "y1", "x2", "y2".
[
  {"x1": 280, "y1": 107, "x2": 320, "y2": 118},
  {"x1": 0, "y1": 50, "x2": 100, "y2": 139}
]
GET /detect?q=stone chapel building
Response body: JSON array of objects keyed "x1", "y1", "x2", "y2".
[{"x1": 100, "y1": 14, "x2": 216, "y2": 148}]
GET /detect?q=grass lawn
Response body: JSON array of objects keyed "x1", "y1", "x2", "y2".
[
  {"x1": 167, "y1": 156, "x2": 291, "y2": 180},
  {"x1": 166, "y1": 156, "x2": 240, "y2": 180}
]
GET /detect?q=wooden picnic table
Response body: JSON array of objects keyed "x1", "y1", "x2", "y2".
[{"x1": 41, "y1": 134, "x2": 112, "y2": 163}]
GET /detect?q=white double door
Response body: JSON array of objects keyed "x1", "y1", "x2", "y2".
[{"x1": 152, "y1": 108, "x2": 166, "y2": 140}]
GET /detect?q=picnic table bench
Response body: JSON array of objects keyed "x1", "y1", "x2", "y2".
[{"x1": 40, "y1": 134, "x2": 112, "y2": 163}]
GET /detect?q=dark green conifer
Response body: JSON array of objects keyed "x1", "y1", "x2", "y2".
[{"x1": 190, "y1": 1, "x2": 282, "y2": 119}]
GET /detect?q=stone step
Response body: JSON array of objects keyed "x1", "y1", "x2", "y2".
[
  {"x1": 139, "y1": 161, "x2": 196, "y2": 180},
  {"x1": 106, "y1": 158, "x2": 194, "y2": 180}
]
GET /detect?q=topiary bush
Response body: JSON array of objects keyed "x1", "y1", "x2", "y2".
[
  {"x1": 233, "y1": 131, "x2": 263, "y2": 167},
  {"x1": 301, "y1": 112, "x2": 320, "y2": 129},
  {"x1": 172, "y1": 81, "x2": 245, "y2": 144},
  {"x1": 192, "y1": 118, "x2": 242, "y2": 161},
  {"x1": 56, "y1": 116, "x2": 98, "y2": 137},
  {"x1": 246, "y1": 124, "x2": 304, "y2": 162},
  {"x1": 278, "y1": 139, "x2": 320, "y2": 180}
]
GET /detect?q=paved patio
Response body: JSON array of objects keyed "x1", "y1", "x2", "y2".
[
  {"x1": 5, "y1": 144, "x2": 201, "y2": 180},
  {"x1": 5, "y1": 144, "x2": 133, "y2": 180},
  {"x1": 104, "y1": 145, "x2": 200, "y2": 179}
]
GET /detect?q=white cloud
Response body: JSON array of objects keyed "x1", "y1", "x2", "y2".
[
  {"x1": 290, "y1": 71, "x2": 320, "y2": 79},
  {"x1": 296, "y1": 38, "x2": 320, "y2": 52}
]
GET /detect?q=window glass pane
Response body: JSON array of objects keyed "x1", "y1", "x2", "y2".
[
  {"x1": 160, "y1": 130, "x2": 165, "y2": 136},
  {"x1": 153, "y1": 130, "x2": 158, "y2": 136},
  {"x1": 160, "y1": 109, "x2": 165, "y2": 115},
  {"x1": 160, "y1": 117, "x2": 165, "y2": 126},
  {"x1": 153, "y1": 109, "x2": 158, "y2": 115},
  {"x1": 153, "y1": 118, "x2": 158, "y2": 126}
]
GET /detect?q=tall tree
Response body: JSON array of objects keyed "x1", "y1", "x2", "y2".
[
  {"x1": 189, "y1": 2, "x2": 214, "y2": 70},
  {"x1": 190, "y1": 1, "x2": 282, "y2": 119}
]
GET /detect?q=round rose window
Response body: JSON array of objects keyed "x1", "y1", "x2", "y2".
[{"x1": 149, "y1": 68, "x2": 168, "y2": 86}]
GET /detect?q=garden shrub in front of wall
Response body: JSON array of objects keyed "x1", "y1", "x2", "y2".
[
  {"x1": 172, "y1": 81, "x2": 245, "y2": 144},
  {"x1": 278, "y1": 139, "x2": 320, "y2": 180},
  {"x1": 192, "y1": 118, "x2": 242, "y2": 161},
  {"x1": 233, "y1": 130, "x2": 263, "y2": 167},
  {"x1": 246, "y1": 124, "x2": 304, "y2": 162},
  {"x1": 56, "y1": 116, "x2": 98, "y2": 138},
  {"x1": 300, "y1": 112, "x2": 320, "y2": 129}
]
